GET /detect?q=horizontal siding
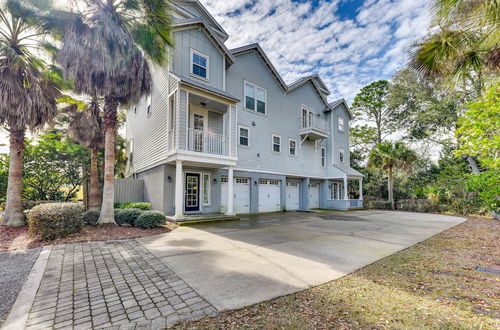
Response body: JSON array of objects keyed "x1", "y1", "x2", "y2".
[
  {"x1": 226, "y1": 52, "x2": 331, "y2": 177},
  {"x1": 172, "y1": 28, "x2": 224, "y2": 91},
  {"x1": 208, "y1": 111, "x2": 223, "y2": 135},
  {"x1": 178, "y1": 90, "x2": 188, "y2": 149},
  {"x1": 126, "y1": 64, "x2": 170, "y2": 172}
]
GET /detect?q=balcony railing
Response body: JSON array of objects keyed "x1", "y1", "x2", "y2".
[
  {"x1": 301, "y1": 115, "x2": 328, "y2": 132},
  {"x1": 187, "y1": 128, "x2": 229, "y2": 155}
]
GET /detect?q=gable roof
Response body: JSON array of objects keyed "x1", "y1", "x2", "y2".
[
  {"x1": 172, "y1": 18, "x2": 235, "y2": 65},
  {"x1": 170, "y1": 72, "x2": 239, "y2": 103},
  {"x1": 231, "y1": 43, "x2": 331, "y2": 107},
  {"x1": 327, "y1": 98, "x2": 354, "y2": 119},
  {"x1": 288, "y1": 75, "x2": 330, "y2": 95},
  {"x1": 231, "y1": 43, "x2": 288, "y2": 92},
  {"x1": 172, "y1": 0, "x2": 229, "y2": 41}
]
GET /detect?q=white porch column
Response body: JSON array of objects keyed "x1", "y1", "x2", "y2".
[
  {"x1": 358, "y1": 178, "x2": 363, "y2": 200},
  {"x1": 343, "y1": 175, "x2": 348, "y2": 200},
  {"x1": 174, "y1": 160, "x2": 183, "y2": 217},
  {"x1": 226, "y1": 166, "x2": 235, "y2": 215}
]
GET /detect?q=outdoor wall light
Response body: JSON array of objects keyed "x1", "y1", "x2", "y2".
[
  {"x1": 254, "y1": 181, "x2": 258, "y2": 186},
  {"x1": 213, "y1": 178, "x2": 217, "y2": 184},
  {"x1": 257, "y1": 153, "x2": 260, "y2": 157},
  {"x1": 252, "y1": 121, "x2": 256, "y2": 126},
  {"x1": 167, "y1": 176, "x2": 172, "y2": 182}
]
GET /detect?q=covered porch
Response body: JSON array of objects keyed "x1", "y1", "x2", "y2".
[{"x1": 324, "y1": 165, "x2": 364, "y2": 210}]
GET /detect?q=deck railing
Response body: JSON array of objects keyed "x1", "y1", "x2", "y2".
[
  {"x1": 301, "y1": 115, "x2": 329, "y2": 132},
  {"x1": 187, "y1": 128, "x2": 229, "y2": 155}
]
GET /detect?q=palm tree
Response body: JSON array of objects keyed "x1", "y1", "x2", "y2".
[
  {"x1": 55, "y1": 0, "x2": 174, "y2": 224},
  {"x1": 368, "y1": 142, "x2": 417, "y2": 209},
  {"x1": 63, "y1": 96, "x2": 104, "y2": 210},
  {"x1": 410, "y1": 0, "x2": 499, "y2": 94},
  {"x1": 0, "y1": 1, "x2": 60, "y2": 226}
]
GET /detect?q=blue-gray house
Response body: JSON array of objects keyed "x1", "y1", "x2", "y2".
[{"x1": 125, "y1": 0, "x2": 364, "y2": 218}]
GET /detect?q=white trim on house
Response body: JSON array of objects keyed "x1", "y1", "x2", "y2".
[
  {"x1": 321, "y1": 146, "x2": 326, "y2": 167},
  {"x1": 339, "y1": 147, "x2": 345, "y2": 164},
  {"x1": 271, "y1": 134, "x2": 281, "y2": 153},
  {"x1": 244, "y1": 80, "x2": 267, "y2": 115},
  {"x1": 338, "y1": 116, "x2": 345, "y2": 133},
  {"x1": 189, "y1": 48, "x2": 210, "y2": 81},
  {"x1": 288, "y1": 138, "x2": 297, "y2": 156},
  {"x1": 238, "y1": 125, "x2": 250, "y2": 147},
  {"x1": 202, "y1": 172, "x2": 211, "y2": 206}
]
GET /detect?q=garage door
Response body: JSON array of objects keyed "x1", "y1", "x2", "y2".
[
  {"x1": 310, "y1": 182, "x2": 320, "y2": 209},
  {"x1": 221, "y1": 177, "x2": 250, "y2": 214},
  {"x1": 286, "y1": 181, "x2": 300, "y2": 211},
  {"x1": 258, "y1": 179, "x2": 281, "y2": 212}
]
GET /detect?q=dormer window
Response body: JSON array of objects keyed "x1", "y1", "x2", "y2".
[{"x1": 190, "y1": 49, "x2": 209, "y2": 80}]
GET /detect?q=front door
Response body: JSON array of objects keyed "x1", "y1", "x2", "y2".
[{"x1": 185, "y1": 173, "x2": 200, "y2": 212}]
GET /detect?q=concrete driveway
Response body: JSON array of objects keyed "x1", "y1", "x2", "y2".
[{"x1": 138, "y1": 210, "x2": 465, "y2": 311}]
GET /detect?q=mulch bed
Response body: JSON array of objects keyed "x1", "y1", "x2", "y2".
[{"x1": 0, "y1": 223, "x2": 177, "y2": 251}]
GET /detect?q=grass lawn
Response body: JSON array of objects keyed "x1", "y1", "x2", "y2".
[{"x1": 177, "y1": 216, "x2": 499, "y2": 329}]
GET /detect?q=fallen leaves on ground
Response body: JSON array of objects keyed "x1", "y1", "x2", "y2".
[{"x1": 0, "y1": 223, "x2": 177, "y2": 251}]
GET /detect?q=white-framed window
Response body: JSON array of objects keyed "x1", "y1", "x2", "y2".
[
  {"x1": 289, "y1": 139, "x2": 297, "y2": 155},
  {"x1": 301, "y1": 106, "x2": 315, "y2": 128},
  {"x1": 239, "y1": 126, "x2": 249, "y2": 146},
  {"x1": 321, "y1": 147, "x2": 326, "y2": 167},
  {"x1": 147, "y1": 94, "x2": 152, "y2": 116},
  {"x1": 330, "y1": 182, "x2": 343, "y2": 200},
  {"x1": 272, "y1": 134, "x2": 281, "y2": 152},
  {"x1": 245, "y1": 81, "x2": 266, "y2": 114},
  {"x1": 338, "y1": 116, "x2": 345, "y2": 132},
  {"x1": 339, "y1": 147, "x2": 345, "y2": 163},
  {"x1": 203, "y1": 173, "x2": 211, "y2": 205},
  {"x1": 190, "y1": 49, "x2": 209, "y2": 80}
]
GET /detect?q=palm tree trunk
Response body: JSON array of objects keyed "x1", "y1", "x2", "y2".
[
  {"x1": 388, "y1": 167, "x2": 394, "y2": 209},
  {"x1": 98, "y1": 97, "x2": 118, "y2": 224},
  {"x1": 89, "y1": 147, "x2": 101, "y2": 210},
  {"x1": 3, "y1": 130, "x2": 26, "y2": 226}
]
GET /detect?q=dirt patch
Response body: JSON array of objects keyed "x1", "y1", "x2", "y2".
[{"x1": 0, "y1": 223, "x2": 177, "y2": 251}]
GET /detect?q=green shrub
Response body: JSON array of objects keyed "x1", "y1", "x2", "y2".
[
  {"x1": 28, "y1": 203, "x2": 84, "y2": 240},
  {"x1": 367, "y1": 200, "x2": 393, "y2": 210},
  {"x1": 115, "y1": 208, "x2": 142, "y2": 226},
  {"x1": 82, "y1": 210, "x2": 100, "y2": 226},
  {"x1": 396, "y1": 199, "x2": 446, "y2": 213},
  {"x1": 134, "y1": 210, "x2": 166, "y2": 229},
  {"x1": 114, "y1": 202, "x2": 152, "y2": 210}
]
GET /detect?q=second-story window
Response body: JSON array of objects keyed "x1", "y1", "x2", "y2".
[
  {"x1": 321, "y1": 147, "x2": 326, "y2": 167},
  {"x1": 339, "y1": 147, "x2": 345, "y2": 163},
  {"x1": 245, "y1": 82, "x2": 266, "y2": 114},
  {"x1": 272, "y1": 134, "x2": 281, "y2": 152},
  {"x1": 239, "y1": 127, "x2": 249, "y2": 146},
  {"x1": 289, "y1": 139, "x2": 296, "y2": 155},
  {"x1": 338, "y1": 116, "x2": 345, "y2": 132},
  {"x1": 191, "y1": 49, "x2": 209, "y2": 79}
]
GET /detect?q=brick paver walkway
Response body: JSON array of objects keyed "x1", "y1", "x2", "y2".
[{"x1": 24, "y1": 240, "x2": 216, "y2": 329}]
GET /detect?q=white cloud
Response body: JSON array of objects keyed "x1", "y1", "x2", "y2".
[{"x1": 201, "y1": 0, "x2": 431, "y2": 102}]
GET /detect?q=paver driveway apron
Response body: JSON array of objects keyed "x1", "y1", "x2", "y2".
[{"x1": 138, "y1": 210, "x2": 465, "y2": 311}]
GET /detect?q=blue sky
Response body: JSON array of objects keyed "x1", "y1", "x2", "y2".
[{"x1": 202, "y1": 0, "x2": 431, "y2": 102}]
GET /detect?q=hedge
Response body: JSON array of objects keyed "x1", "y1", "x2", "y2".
[
  {"x1": 28, "y1": 203, "x2": 84, "y2": 240},
  {"x1": 114, "y1": 202, "x2": 152, "y2": 211},
  {"x1": 82, "y1": 210, "x2": 100, "y2": 226},
  {"x1": 134, "y1": 210, "x2": 166, "y2": 229},
  {"x1": 115, "y1": 208, "x2": 142, "y2": 226}
]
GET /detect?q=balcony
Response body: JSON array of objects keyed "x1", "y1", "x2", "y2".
[
  {"x1": 300, "y1": 115, "x2": 329, "y2": 140},
  {"x1": 187, "y1": 128, "x2": 229, "y2": 156}
]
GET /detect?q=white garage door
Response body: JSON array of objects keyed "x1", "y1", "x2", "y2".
[
  {"x1": 286, "y1": 181, "x2": 300, "y2": 211},
  {"x1": 310, "y1": 182, "x2": 320, "y2": 209},
  {"x1": 258, "y1": 179, "x2": 281, "y2": 212},
  {"x1": 221, "y1": 177, "x2": 250, "y2": 214}
]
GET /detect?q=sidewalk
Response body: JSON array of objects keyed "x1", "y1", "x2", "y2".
[{"x1": 3, "y1": 240, "x2": 216, "y2": 330}]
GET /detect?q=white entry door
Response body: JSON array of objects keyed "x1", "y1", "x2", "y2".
[
  {"x1": 286, "y1": 181, "x2": 300, "y2": 211},
  {"x1": 221, "y1": 177, "x2": 250, "y2": 214},
  {"x1": 310, "y1": 182, "x2": 320, "y2": 209},
  {"x1": 258, "y1": 179, "x2": 281, "y2": 212}
]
